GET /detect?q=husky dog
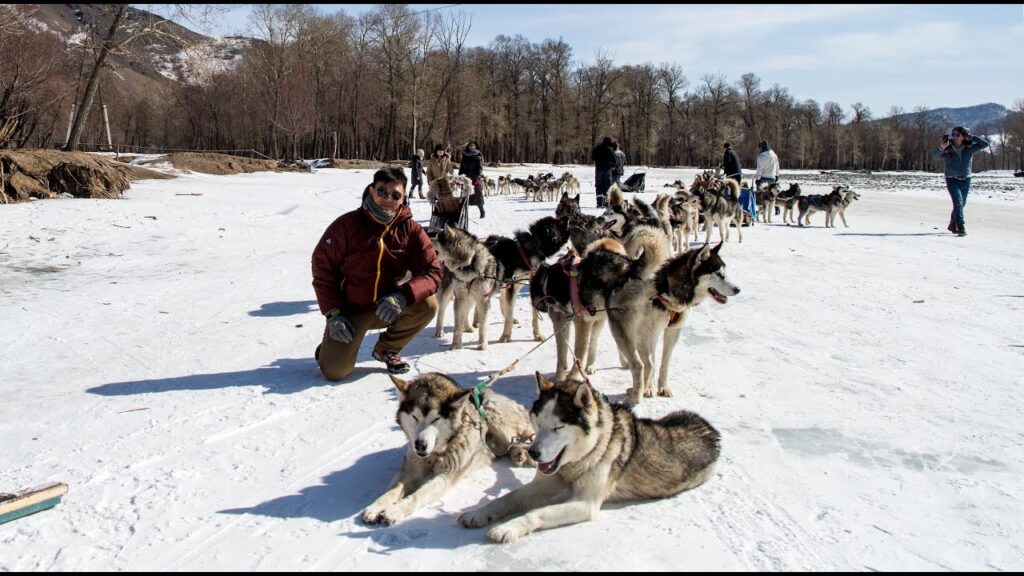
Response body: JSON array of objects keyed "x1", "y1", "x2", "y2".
[
  {"x1": 602, "y1": 185, "x2": 671, "y2": 266},
  {"x1": 530, "y1": 238, "x2": 658, "y2": 380},
  {"x1": 363, "y1": 373, "x2": 534, "y2": 526},
  {"x1": 556, "y1": 192, "x2": 607, "y2": 254},
  {"x1": 695, "y1": 178, "x2": 743, "y2": 243},
  {"x1": 797, "y1": 185, "x2": 845, "y2": 227},
  {"x1": 606, "y1": 242, "x2": 740, "y2": 405},
  {"x1": 668, "y1": 192, "x2": 701, "y2": 252},
  {"x1": 483, "y1": 216, "x2": 570, "y2": 342},
  {"x1": 433, "y1": 224, "x2": 501, "y2": 350},
  {"x1": 826, "y1": 188, "x2": 861, "y2": 228},
  {"x1": 776, "y1": 183, "x2": 803, "y2": 224},
  {"x1": 428, "y1": 174, "x2": 474, "y2": 204},
  {"x1": 457, "y1": 371, "x2": 721, "y2": 543},
  {"x1": 755, "y1": 182, "x2": 782, "y2": 223}
]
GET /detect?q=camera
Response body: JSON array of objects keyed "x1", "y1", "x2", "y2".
[{"x1": 942, "y1": 134, "x2": 950, "y2": 142}]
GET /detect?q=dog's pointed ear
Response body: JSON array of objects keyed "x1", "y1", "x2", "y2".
[
  {"x1": 535, "y1": 371, "x2": 556, "y2": 395},
  {"x1": 696, "y1": 243, "x2": 711, "y2": 265},
  {"x1": 573, "y1": 381, "x2": 594, "y2": 408},
  {"x1": 390, "y1": 374, "x2": 410, "y2": 397},
  {"x1": 711, "y1": 241, "x2": 724, "y2": 256}
]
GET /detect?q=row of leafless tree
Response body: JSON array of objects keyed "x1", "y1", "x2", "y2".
[{"x1": 2, "y1": 3, "x2": 1023, "y2": 171}]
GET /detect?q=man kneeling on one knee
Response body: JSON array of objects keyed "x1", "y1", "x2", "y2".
[{"x1": 311, "y1": 167, "x2": 442, "y2": 379}]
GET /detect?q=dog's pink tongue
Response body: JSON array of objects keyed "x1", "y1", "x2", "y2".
[{"x1": 538, "y1": 460, "x2": 555, "y2": 474}]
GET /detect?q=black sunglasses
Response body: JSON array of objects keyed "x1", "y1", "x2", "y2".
[
  {"x1": 951, "y1": 132, "x2": 963, "y2": 137},
  {"x1": 375, "y1": 187, "x2": 403, "y2": 201}
]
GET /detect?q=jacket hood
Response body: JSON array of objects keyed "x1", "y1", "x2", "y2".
[{"x1": 462, "y1": 148, "x2": 481, "y2": 157}]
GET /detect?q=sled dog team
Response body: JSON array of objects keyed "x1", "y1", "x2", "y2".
[{"x1": 363, "y1": 173, "x2": 855, "y2": 543}]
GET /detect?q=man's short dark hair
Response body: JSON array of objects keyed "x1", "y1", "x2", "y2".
[{"x1": 373, "y1": 167, "x2": 408, "y2": 191}]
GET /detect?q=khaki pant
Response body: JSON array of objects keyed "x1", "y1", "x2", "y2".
[{"x1": 317, "y1": 295, "x2": 438, "y2": 381}]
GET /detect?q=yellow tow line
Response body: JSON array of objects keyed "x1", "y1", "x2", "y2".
[{"x1": 372, "y1": 217, "x2": 397, "y2": 302}]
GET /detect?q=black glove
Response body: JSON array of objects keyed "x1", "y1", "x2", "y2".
[{"x1": 326, "y1": 309, "x2": 354, "y2": 343}]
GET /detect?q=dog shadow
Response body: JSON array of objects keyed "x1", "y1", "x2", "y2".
[
  {"x1": 248, "y1": 300, "x2": 318, "y2": 317},
  {"x1": 86, "y1": 358, "x2": 377, "y2": 396},
  {"x1": 219, "y1": 445, "x2": 405, "y2": 523},
  {"x1": 344, "y1": 460, "x2": 529, "y2": 552}
]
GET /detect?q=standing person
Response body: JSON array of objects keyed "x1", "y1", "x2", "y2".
[
  {"x1": 426, "y1": 143, "x2": 453, "y2": 203},
  {"x1": 591, "y1": 136, "x2": 616, "y2": 208},
  {"x1": 754, "y1": 140, "x2": 780, "y2": 189},
  {"x1": 722, "y1": 142, "x2": 742, "y2": 186},
  {"x1": 934, "y1": 126, "x2": 989, "y2": 237},
  {"x1": 408, "y1": 148, "x2": 426, "y2": 199},
  {"x1": 311, "y1": 167, "x2": 442, "y2": 380},
  {"x1": 458, "y1": 141, "x2": 485, "y2": 218},
  {"x1": 612, "y1": 142, "x2": 627, "y2": 187}
]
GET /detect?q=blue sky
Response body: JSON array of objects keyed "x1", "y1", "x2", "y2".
[{"x1": 157, "y1": 3, "x2": 1024, "y2": 118}]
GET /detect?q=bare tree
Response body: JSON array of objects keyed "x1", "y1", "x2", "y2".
[
  {"x1": 695, "y1": 74, "x2": 736, "y2": 166},
  {"x1": 581, "y1": 49, "x2": 617, "y2": 148},
  {"x1": 63, "y1": 4, "x2": 222, "y2": 151},
  {"x1": 0, "y1": 6, "x2": 70, "y2": 148},
  {"x1": 656, "y1": 63, "x2": 687, "y2": 165}
]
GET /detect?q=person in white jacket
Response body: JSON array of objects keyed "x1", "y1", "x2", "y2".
[{"x1": 754, "y1": 140, "x2": 780, "y2": 189}]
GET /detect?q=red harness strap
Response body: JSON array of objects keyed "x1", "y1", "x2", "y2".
[
  {"x1": 516, "y1": 240, "x2": 536, "y2": 278},
  {"x1": 560, "y1": 254, "x2": 593, "y2": 317},
  {"x1": 655, "y1": 294, "x2": 685, "y2": 327}
]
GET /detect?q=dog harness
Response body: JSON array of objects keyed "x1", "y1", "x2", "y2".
[
  {"x1": 655, "y1": 294, "x2": 685, "y2": 327},
  {"x1": 516, "y1": 240, "x2": 535, "y2": 277},
  {"x1": 558, "y1": 253, "x2": 595, "y2": 317}
]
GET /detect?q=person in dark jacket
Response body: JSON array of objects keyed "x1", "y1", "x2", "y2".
[
  {"x1": 612, "y1": 142, "x2": 626, "y2": 187},
  {"x1": 311, "y1": 167, "x2": 442, "y2": 379},
  {"x1": 933, "y1": 126, "x2": 989, "y2": 237},
  {"x1": 722, "y1": 142, "x2": 742, "y2": 186},
  {"x1": 408, "y1": 148, "x2": 426, "y2": 199},
  {"x1": 458, "y1": 141, "x2": 485, "y2": 218},
  {"x1": 591, "y1": 136, "x2": 616, "y2": 208}
]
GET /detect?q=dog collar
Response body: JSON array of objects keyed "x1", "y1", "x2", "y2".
[{"x1": 654, "y1": 294, "x2": 685, "y2": 327}]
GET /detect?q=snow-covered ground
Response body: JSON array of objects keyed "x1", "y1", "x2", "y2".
[{"x1": 1, "y1": 162, "x2": 1023, "y2": 571}]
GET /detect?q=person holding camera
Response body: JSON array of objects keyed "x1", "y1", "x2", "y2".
[
  {"x1": 311, "y1": 167, "x2": 442, "y2": 379},
  {"x1": 934, "y1": 126, "x2": 989, "y2": 237}
]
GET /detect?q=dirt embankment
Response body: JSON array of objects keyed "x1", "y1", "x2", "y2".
[
  {"x1": 0, "y1": 149, "x2": 170, "y2": 203},
  {"x1": 141, "y1": 152, "x2": 279, "y2": 175}
]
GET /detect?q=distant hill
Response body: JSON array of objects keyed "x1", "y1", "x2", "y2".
[
  {"x1": 23, "y1": 4, "x2": 255, "y2": 94},
  {"x1": 880, "y1": 103, "x2": 1009, "y2": 134}
]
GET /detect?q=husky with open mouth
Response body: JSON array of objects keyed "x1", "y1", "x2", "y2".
[{"x1": 457, "y1": 371, "x2": 720, "y2": 543}]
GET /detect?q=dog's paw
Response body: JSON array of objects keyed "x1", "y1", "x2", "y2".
[
  {"x1": 657, "y1": 387, "x2": 674, "y2": 398},
  {"x1": 458, "y1": 508, "x2": 494, "y2": 529},
  {"x1": 497, "y1": 334, "x2": 512, "y2": 343},
  {"x1": 378, "y1": 504, "x2": 409, "y2": 526},
  {"x1": 533, "y1": 333, "x2": 545, "y2": 342},
  {"x1": 507, "y1": 445, "x2": 534, "y2": 468},
  {"x1": 487, "y1": 519, "x2": 530, "y2": 543},
  {"x1": 476, "y1": 342, "x2": 488, "y2": 351},
  {"x1": 643, "y1": 389, "x2": 655, "y2": 398},
  {"x1": 585, "y1": 365, "x2": 596, "y2": 375},
  {"x1": 362, "y1": 504, "x2": 387, "y2": 525},
  {"x1": 450, "y1": 340, "x2": 463, "y2": 350},
  {"x1": 512, "y1": 317, "x2": 521, "y2": 325}
]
